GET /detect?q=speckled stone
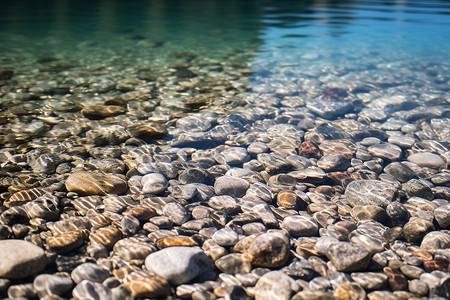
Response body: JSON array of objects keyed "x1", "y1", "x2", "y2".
[
  {"x1": 325, "y1": 241, "x2": 371, "y2": 272},
  {"x1": 243, "y1": 232, "x2": 290, "y2": 268},
  {"x1": 345, "y1": 180, "x2": 397, "y2": 208}
]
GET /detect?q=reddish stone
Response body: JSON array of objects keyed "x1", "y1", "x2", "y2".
[
  {"x1": 423, "y1": 258, "x2": 449, "y2": 272},
  {"x1": 327, "y1": 172, "x2": 353, "y2": 187},
  {"x1": 383, "y1": 267, "x2": 407, "y2": 291},
  {"x1": 300, "y1": 141, "x2": 323, "y2": 159}
]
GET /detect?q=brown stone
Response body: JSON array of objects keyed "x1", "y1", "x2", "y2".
[
  {"x1": 81, "y1": 105, "x2": 126, "y2": 120},
  {"x1": 46, "y1": 229, "x2": 89, "y2": 253},
  {"x1": 403, "y1": 218, "x2": 435, "y2": 243},
  {"x1": 65, "y1": 171, "x2": 128, "y2": 196},
  {"x1": 423, "y1": 258, "x2": 449, "y2": 272},
  {"x1": 5, "y1": 188, "x2": 50, "y2": 208},
  {"x1": 156, "y1": 236, "x2": 198, "y2": 249},
  {"x1": 126, "y1": 206, "x2": 157, "y2": 221},
  {"x1": 277, "y1": 191, "x2": 300, "y2": 210},
  {"x1": 300, "y1": 141, "x2": 323, "y2": 159},
  {"x1": 124, "y1": 270, "x2": 170, "y2": 298},
  {"x1": 89, "y1": 226, "x2": 122, "y2": 249},
  {"x1": 383, "y1": 267, "x2": 407, "y2": 291},
  {"x1": 243, "y1": 232, "x2": 290, "y2": 267},
  {"x1": 334, "y1": 282, "x2": 366, "y2": 300}
]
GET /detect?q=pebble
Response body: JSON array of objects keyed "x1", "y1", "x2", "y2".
[
  {"x1": 334, "y1": 282, "x2": 366, "y2": 300},
  {"x1": 212, "y1": 228, "x2": 239, "y2": 246},
  {"x1": 317, "y1": 151, "x2": 350, "y2": 172},
  {"x1": 407, "y1": 152, "x2": 446, "y2": 169},
  {"x1": 214, "y1": 175, "x2": 250, "y2": 198},
  {"x1": 72, "y1": 280, "x2": 112, "y2": 300},
  {"x1": 243, "y1": 232, "x2": 290, "y2": 268},
  {"x1": 384, "y1": 162, "x2": 416, "y2": 183},
  {"x1": 215, "y1": 253, "x2": 251, "y2": 275},
  {"x1": 281, "y1": 215, "x2": 319, "y2": 237},
  {"x1": 145, "y1": 246, "x2": 215, "y2": 285},
  {"x1": 434, "y1": 204, "x2": 450, "y2": 228},
  {"x1": 141, "y1": 173, "x2": 168, "y2": 194},
  {"x1": 33, "y1": 274, "x2": 74, "y2": 298},
  {"x1": 350, "y1": 205, "x2": 387, "y2": 222},
  {"x1": 254, "y1": 271, "x2": 297, "y2": 300},
  {"x1": 123, "y1": 270, "x2": 170, "y2": 298},
  {"x1": 420, "y1": 231, "x2": 450, "y2": 251},
  {"x1": 403, "y1": 179, "x2": 434, "y2": 200},
  {"x1": 0, "y1": 240, "x2": 48, "y2": 279},
  {"x1": 71, "y1": 262, "x2": 110, "y2": 284},
  {"x1": 368, "y1": 143, "x2": 402, "y2": 161},
  {"x1": 403, "y1": 218, "x2": 435, "y2": 243},
  {"x1": 65, "y1": 171, "x2": 127, "y2": 196},
  {"x1": 325, "y1": 241, "x2": 372, "y2": 272},
  {"x1": 351, "y1": 272, "x2": 388, "y2": 289},
  {"x1": 163, "y1": 202, "x2": 190, "y2": 225},
  {"x1": 345, "y1": 180, "x2": 397, "y2": 208}
]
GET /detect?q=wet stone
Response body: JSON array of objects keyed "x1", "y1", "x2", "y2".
[
  {"x1": 141, "y1": 173, "x2": 168, "y2": 194},
  {"x1": 214, "y1": 175, "x2": 250, "y2": 198},
  {"x1": 254, "y1": 271, "x2": 297, "y2": 300},
  {"x1": 208, "y1": 195, "x2": 240, "y2": 215},
  {"x1": 247, "y1": 142, "x2": 269, "y2": 157},
  {"x1": 243, "y1": 232, "x2": 290, "y2": 268},
  {"x1": 176, "y1": 116, "x2": 212, "y2": 132},
  {"x1": 325, "y1": 241, "x2": 371, "y2": 272},
  {"x1": 403, "y1": 179, "x2": 434, "y2": 200},
  {"x1": 281, "y1": 215, "x2": 319, "y2": 237},
  {"x1": 65, "y1": 171, "x2": 127, "y2": 196},
  {"x1": 334, "y1": 282, "x2": 366, "y2": 300},
  {"x1": 163, "y1": 202, "x2": 190, "y2": 225},
  {"x1": 81, "y1": 105, "x2": 126, "y2": 119},
  {"x1": 179, "y1": 168, "x2": 212, "y2": 185},
  {"x1": 317, "y1": 151, "x2": 350, "y2": 172},
  {"x1": 33, "y1": 274, "x2": 74, "y2": 298},
  {"x1": 385, "y1": 201, "x2": 410, "y2": 227},
  {"x1": 345, "y1": 180, "x2": 397, "y2": 208},
  {"x1": 257, "y1": 153, "x2": 291, "y2": 175},
  {"x1": 350, "y1": 205, "x2": 387, "y2": 223},
  {"x1": 214, "y1": 147, "x2": 250, "y2": 165},
  {"x1": 124, "y1": 270, "x2": 170, "y2": 299},
  {"x1": 71, "y1": 262, "x2": 110, "y2": 284},
  {"x1": 400, "y1": 265, "x2": 424, "y2": 279},
  {"x1": 434, "y1": 203, "x2": 450, "y2": 228},
  {"x1": 403, "y1": 218, "x2": 435, "y2": 243},
  {"x1": 350, "y1": 272, "x2": 388, "y2": 289},
  {"x1": 0, "y1": 240, "x2": 48, "y2": 279},
  {"x1": 46, "y1": 229, "x2": 89, "y2": 254},
  {"x1": 89, "y1": 226, "x2": 122, "y2": 249},
  {"x1": 145, "y1": 246, "x2": 216, "y2": 285},
  {"x1": 212, "y1": 228, "x2": 239, "y2": 247},
  {"x1": 368, "y1": 143, "x2": 402, "y2": 162},
  {"x1": 306, "y1": 99, "x2": 354, "y2": 119},
  {"x1": 215, "y1": 253, "x2": 251, "y2": 275},
  {"x1": 384, "y1": 162, "x2": 416, "y2": 183},
  {"x1": 408, "y1": 279, "x2": 429, "y2": 296},
  {"x1": 72, "y1": 280, "x2": 112, "y2": 300},
  {"x1": 7, "y1": 283, "x2": 36, "y2": 299},
  {"x1": 407, "y1": 152, "x2": 445, "y2": 169},
  {"x1": 420, "y1": 231, "x2": 450, "y2": 251}
]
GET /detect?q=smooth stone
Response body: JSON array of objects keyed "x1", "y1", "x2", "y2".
[
  {"x1": 214, "y1": 147, "x2": 250, "y2": 165},
  {"x1": 403, "y1": 218, "x2": 435, "y2": 243},
  {"x1": 420, "y1": 231, "x2": 450, "y2": 251},
  {"x1": 291, "y1": 290, "x2": 336, "y2": 300},
  {"x1": 384, "y1": 162, "x2": 416, "y2": 183},
  {"x1": 7, "y1": 283, "x2": 36, "y2": 299},
  {"x1": 71, "y1": 262, "x2": 110, "y2": 284},
  {"x1": 72, "y1": 280, "x2": 111, "y2": 300},
  {"x1": 306, "y1": 99, "x2": 354, "y2": 119},
  {"x1": 385, "y1": 202, "x2": 410, "y2": 227},
  {"x1": 214, "y1": 176, "x2": 250, "y2": 198},
  {"x1": 212, "y1": 228, "x2": 239, "y2": 247},
  {"x1": 434, "y1": 204, "x2": 450, "y2": 228},
  {"x1": 254, "y1": 271, "x2": 297, "y2": 300},
  {"x1": 326, "y1": 242, "x2": 371, "y2": 272},
  {"x1": 215, "y1": 253, "x2": 252, "y2": 275},
  {"x1": 33, "y1": 274, "x2": 73, "y2": 297},
  {"x1": 176, "y1": 116, "x2": 211, "y2": 132},
  {"x1": 66, "y1": 171, "x2": 127, "y2": 196},
  {"x1": 281, "y1": 215, "x2": 319, "y2": 237},
  {"x1": 0, "y1": 240, "x2": 48, "y2": 279},
  {"x1": 123, "y1": 270, "x2": 170, "y2": 298},
  {"x1": 350, "y1": 272, "x2": 388, "y2": 289},
  {"x1": 368, "y1": 143, "x2": 402, "y2": 162},
  {"x1": 163, "y1": 202, "x2": 190, "y2": 225},
  {"x1": 383, "y1": 266, "x2": 408, "y2": 291},
  {"x1": 400, "y1": 265, "x2": 424, "y2": 279},
  {"x1": 407, "y1": 152, "x2": 445, "y2": 169},
  {"x1": 46, "y1": 230, "x2": 89, "y2": 254},
  {"x1": 145, "y1": 246, "x2": 215, "y2": 285},
  {"x1": 345, "y1": 180, "x2": 397, "y2": 208},
  {"x1": 247, "y1": 142, "x2": 269, "y2": 157},
  {"x1": 408, "y1": 279, "x2": 429, "y2": 296},
  {"x1": 403, "y1": 179, "x2": 434, "y2": 200},
  {"x1": 243, "y1": 232, "x2": 290, "y2": 268},
  {"x1": 81, "y1": 105, "x2": 126, "y2": 119},
  {"x1": 317, "y1": 152, "x2": 350, "y2": 172},
  {"x1": 334, "y1": 282, "x2": 366, "y2": 300},
  {"x1": 367, "y1": 290, "x2": 398, "y2": 300},
  {"x1": 208, "y1": 195, "x2": 240, "y2": 214},
  {"x1": 141, "y1": 173, "x2": 168, "y2": 194},
  {"x1": 350, "y1": 205, "x2": 387, "y2": 223}
]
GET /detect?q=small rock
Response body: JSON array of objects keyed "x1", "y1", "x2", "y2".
[
  {"x1": 145, "y1": 246, "x2": 215, "y2": 285},
  {"x1": 334, "y1": 282, "x2": 366, "y2": 300},
  {"x1": 403, "y1": 218, "x2": 435, "y2": 243},
  {"x1": 124, "y1": 270, "x2": 170, "y2": 298},
  {"x1": 345, "y1": 180, "x2": 397, "y2": 208},
  {"x1": 215, "y1": 253, "x2": 251, "y2": 275},
  {"x1": 214, "y1": 176, "x2": 250, "y2": 198},
  {"x1": 212, "y1": 228, "x2": 239, "y2": 246},
  {"x1": 281, "y1": 215, "x2": 319, "y2": 237},
  {"x1": 326, "y1": 241, "x2": 371, "y2": 272},
  {"x1": 66, "y1": 171, "x2": 127, "y2": 196},
  {"x1": 254, "y1": 271, "x2": 297, "y2": 300},
  {"x1": 81, "y1": 105, "x2": 126, "y2": 119},
  {"x1": 407, "y1": 152, "x2": 445, "y2": 169},
  {"x1": 141, "y1": 173, "x2": 168, "y2": 194},
  {"x1": 350, "y1": 272, "x2": 388, "y2": 289},
  {"x1": 72, "y1": 280, "x2": 111, "y2": 300},
  {"x1": 33, "y1": 274, "x2": 73, "y2": 298},
  {"x1": 243, "y1": 232, "x2": 290, "y2": 268},
  {"x1": 71, "y1": 262, "x2": 110, "y2": 284},
  {"x1": 163, "y1": 202, "x2": 190, "y2": 225}
]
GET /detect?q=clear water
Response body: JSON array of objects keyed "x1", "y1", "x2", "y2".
[{"x1": 1, "y1": 0, "x2": 449, "y2": 110}]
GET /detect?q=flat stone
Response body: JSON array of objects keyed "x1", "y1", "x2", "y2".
[
  {"x1": 334, "y1": 282, "x2": 366, "y2": 300},
  {"x1": 351, "y1": 272, "x2": 388, "y2": 289},
  {"x1": 254, "y1": 271, "x2": 297, "y2": 300},
  {"x1": 66, "y1": 171, "x2": 127, "y2": 196},
  {"x1": 407, "y1": 152, "x2": 445, "y2": 169},
  {"x1": 345, "y1": 180, "x2": 397, "y2": 208},
  {"x1": 163, "y1": 202, "x2": 190, "y2": 225},
  {"x1": 368, "y1": 143, "x2": 402, "y2": 162},
  {"x1": 243, "y1": 232, "x2": 290, "y2": 268},
  {"x1": 81, "y1": 105, "x2": 126, "y2": 119},
  {"x1": 145, "y1": 246, "x2": 215, "y2": 285},
  {"x1": 215, "y1": 253, "x2": 251, "y2": 275},
  {"x1": 384, "y1": 162, "x2": 416, "y2": 183},
  {"x1": 350, "y1": 205, "x2": 387, "y2": 223},
  {"x1": 435, "y1": 203, "x2": 450, "y2": 228},
  {"x1": 0, "y1": 240, "x2": 48, "y2": 279},
  {"x1": 72, "y1": 280, "x2": 111, "y2": 300},
  {"x1": 326, "y1": 241, "x2": 371, "y2": 272},
  {"x1": 403, "y1": 179, "x2": 434, "y2": 200},
  {"x1": 421, "y1": 231, "x2": 450, "y2": 251},
  {"x1": 212, "y1": 228, "x2": 239, "y2": 247},
  {"x1": 317, "y1": 152, "x2": 350, "y2": 172},
  {"x1": 306, "y1": 99, "x2": 354, "y2": 119},
  {"x1": 208, "y1": 195, "x2": 240, "y2": 214}
]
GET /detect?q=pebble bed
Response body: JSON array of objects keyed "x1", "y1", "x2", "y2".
[{"x1": 0, "y1": 34, "x2": 449, "y2": 300}]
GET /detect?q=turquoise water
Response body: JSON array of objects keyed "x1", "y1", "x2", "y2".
[{"x1": 0, "y1": 0, "x2": 449, "y2": 110}]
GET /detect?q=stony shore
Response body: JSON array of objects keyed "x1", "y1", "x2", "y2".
[{"x1": 0, "y1": 38, "x2": 449, "y2": 300}]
